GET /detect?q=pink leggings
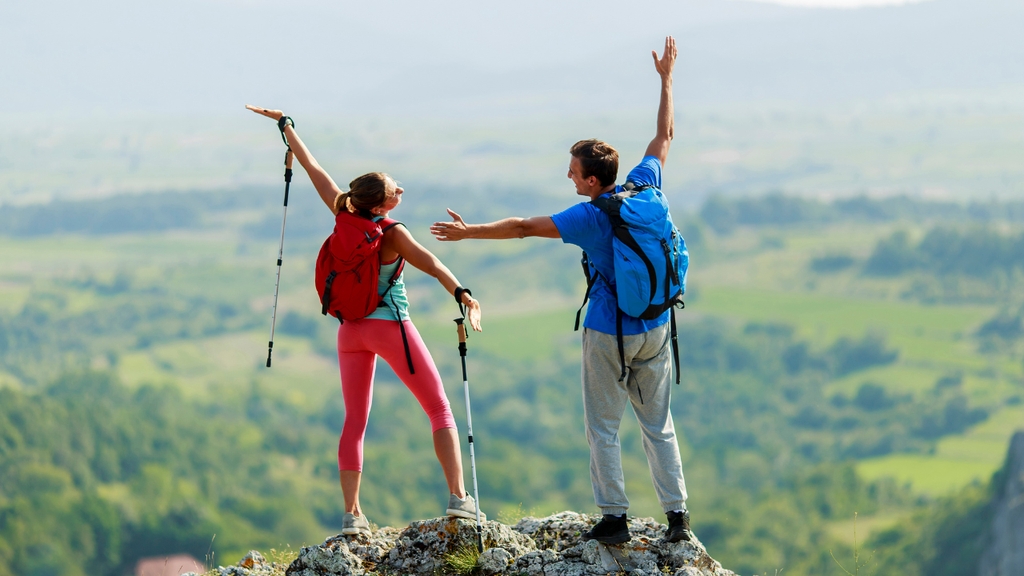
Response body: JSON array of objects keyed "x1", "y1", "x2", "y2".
[{"x1": 336, "y1": 318, "x2": 457, "y2": 472}]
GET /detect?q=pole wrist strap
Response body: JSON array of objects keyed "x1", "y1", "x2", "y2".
[
  {"x1": 277, "y1": 116, "x2": 294, "y2": 147},
  {"x1": 454, "y1": 287, "x2": 472, "y2": 318}
]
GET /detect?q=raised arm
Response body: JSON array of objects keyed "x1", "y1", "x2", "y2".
[
  {"x1": 385, "y1": 226, "x2": 483, "y2": 331},
  {"x1": 246, "y1": 105, "x2": 344, "y2": 214},
  {"x1": 643, "y1": 36, "x2": 677, "y2": 167},
  {"x1": 429, "y1": 209, "x2": 560, "y2": 241}
]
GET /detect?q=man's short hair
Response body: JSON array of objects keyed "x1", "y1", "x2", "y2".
[{"x1": 570, "y1": 139, "x2": 619, "y2": 187}]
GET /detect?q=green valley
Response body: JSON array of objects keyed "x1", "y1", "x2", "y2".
[{"x1": 1, "y1": 190, "x2": 1021, "y2": 576}]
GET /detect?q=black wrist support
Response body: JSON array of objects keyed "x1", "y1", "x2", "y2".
[{"x1": 277, "y1": 116, "x2": 294, "y2": 147}]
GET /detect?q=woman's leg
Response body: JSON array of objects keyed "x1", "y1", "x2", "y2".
[
  {"x1": 337, "y1": 321, "x2": 377, "y2": 514},
  {"x1": 363, "y1": 319, "x2": 465, "y2": 497},
  {"x1": 433, "y1": 427, "x2": 466, "y2": 499},
  {"x1": 340, "y1": 471, "x2": 363, "y2": 515}
]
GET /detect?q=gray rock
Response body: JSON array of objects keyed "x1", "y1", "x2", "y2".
[
  {"x1": 285, "y1": 538, "x2": 364, "y2": 576},
  {"x1": 513, "y1": 549, "x2": 568, "y2": 576},
  {"x1": 344, "y1": 526, "x2": 402, "y2": 572},
  {"x1": 383, "y1": 516, "x2": 535, "y2": 574},
  {"x1": 598, "y1": 539, "x2": 659, "y2": 573},
  {"x1": 239, "y1": 551, "x2": 266, "y2": 569},
  {"x1": 478, "y1": 547, "x2": 513, "y2": 575},
  {"x1": 515, "y1": 511, "x2": 591, "y2": 549},
  {"x1": 979, "y1": 430, "x2": 1024, "y2": 576},
  {"x1": 217, "y1": 567, "x2": 254, "y2": 576}
]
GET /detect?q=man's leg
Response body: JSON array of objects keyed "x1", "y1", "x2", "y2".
[
  {"x1": 581, "y1": 328, "x2": 632, "y2": 516},
  {"x1": 627, "y1": 323, "x2": 688, "y2": 513}
]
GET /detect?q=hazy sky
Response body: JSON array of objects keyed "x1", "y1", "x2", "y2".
[
  {"x1": 754, "y1": 0, "x2": 929, "y2": 6},
  {"x1": 8, "y1": 0, "x2": 1012, "y2": 120},
  {"x1": 3, "y1": 0, "x2": 1022, "y2": 203}
]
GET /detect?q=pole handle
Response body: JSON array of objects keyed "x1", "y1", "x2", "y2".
[
  {"x1": 283, "y1": 150, "x2": 294, "y2": 205},
  {"x1": 455, "y1": 318, "x2": 468, "y2": 357},
  {"x1": 455, "y1": 318, "x2": 467, "y2": 344}
]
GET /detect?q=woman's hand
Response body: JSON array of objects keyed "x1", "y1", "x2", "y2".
[
  {"x1": 245, "y1": 104, "x2": 284, "y2": 121},
  {"x1": 463, "y1": 294, "x2": 482, "y2": 332}
]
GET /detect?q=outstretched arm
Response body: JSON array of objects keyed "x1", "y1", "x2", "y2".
[
  {"x1": 246, "y1": 105, "x2": 344, "y2": 214},
  {"x1": 386, "y1": 226, "x2": 483, "y2": 331},
  {"x1": 644, "y1": 36, "x2": 677, "y2": 167},
  {"x1": 430, "y1": 209, "x2": 560, "y2": 241}
]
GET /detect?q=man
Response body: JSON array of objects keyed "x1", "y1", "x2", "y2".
[{"x1": 430, "y1": 36, "x2": 689, "y2": 544}]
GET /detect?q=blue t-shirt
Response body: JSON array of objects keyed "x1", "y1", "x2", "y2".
[{"x1": 551, "y1": 156, "x2": 670, "y2": 336}]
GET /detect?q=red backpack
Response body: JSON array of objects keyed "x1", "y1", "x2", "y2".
[{"x1": 315, "y1": 211, "x2": 405, "y2": 323}]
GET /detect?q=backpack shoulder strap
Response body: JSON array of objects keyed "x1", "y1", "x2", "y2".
[
  {"x1": 378, "y1": 218, "x2": 406, "y2": 282},
  {"x1": 380, "y1": 269, "x2": 414, "y2": 376},
  {"x1": 574, "y1": 252, "x2": 598, "y2": 331},
  {"x1": 623, "y1": 181, "x2": 653, "y2": 193},
  {"x1": 590, "y1": 194, "x2": 622, "y2": 221},
  {"x1": 670, "y1": 307, "x2": 680, "y2": 385},
  {"x1": 378, "y1": 217, "x2": 404, "y2": 233}
]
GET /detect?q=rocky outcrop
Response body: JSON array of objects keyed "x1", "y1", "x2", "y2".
[
  {"x1": 199, "y1": 512, "x2": 737, "y2": 576},
  {"x1": 978, "y1": 430, "x2": 1024, "y2": 576}
]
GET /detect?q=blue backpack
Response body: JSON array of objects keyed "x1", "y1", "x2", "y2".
[{"x1": 575, "y1": 182, "x2": 689, "y2": 390}]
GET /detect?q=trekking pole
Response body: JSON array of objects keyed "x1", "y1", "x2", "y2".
[
  {"x1": 266, "y1": 117, "x2": 295, "y2": 368},
  {"x1": 454, "y1": 288, "x2": 484, "y2": 553}
]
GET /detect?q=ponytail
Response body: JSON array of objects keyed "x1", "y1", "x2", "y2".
[{"x1": 334, "y1": 192, "x2": 351, "y2": 214}]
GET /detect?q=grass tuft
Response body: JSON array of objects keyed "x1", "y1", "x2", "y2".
[
  {"x1": 266, "y1": 546, "x2": 299, "y2": 575},
  {"x1": 830, "y1": 513, "x2": 876, "y2": 575},
  {"x1": 497, "y1": 502, "x2": 531, "y2": 525},
  {"x1": 442, "y1": 544, "x2": 480, "y2": 576}
]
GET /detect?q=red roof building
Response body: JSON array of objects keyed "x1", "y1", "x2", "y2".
[{"x1": 134, "y1": 554, "x2": 205, "y2": 576}]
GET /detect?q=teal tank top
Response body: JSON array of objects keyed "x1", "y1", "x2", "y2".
[{"x1": 364, "y1": 257, "x2": 410, "y2": 321}]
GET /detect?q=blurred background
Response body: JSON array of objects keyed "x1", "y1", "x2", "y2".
[{"x1": 1, "y1": 0, "x2": 1022, "y2": 574}]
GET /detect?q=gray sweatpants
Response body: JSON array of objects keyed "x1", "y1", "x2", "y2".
[{"x1": 582, "y1": 323, "x2": 688, "y2": 516}]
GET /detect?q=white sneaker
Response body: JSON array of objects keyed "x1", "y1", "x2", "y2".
[
  {"x1": 342, "y1": 512, "x2": 371, "y2": 535},
  {"x1": 446, "y1": 493, "x2": 486, "y2": 521}
]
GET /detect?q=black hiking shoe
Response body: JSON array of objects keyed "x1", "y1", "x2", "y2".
[
  {"x1": 665, "y1": 509, "x2": 691, "y2": 543},
  {"x1": 582, "y1": 514, "x2": 630, "y2": 544}
]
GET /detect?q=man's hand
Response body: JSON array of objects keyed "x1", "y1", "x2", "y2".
[
  {"x1": 652, "y1": 36, "x2": 677, "y2": 78},
  {"x1": 432, "y1": 212, "x2": 560, "y2": 240},
  {"x1": 430, "y1": 208, "x2": 470, "y2": 241},
  {"x1": 645, "y1": 36, "x2": 677, "y2": 166}
]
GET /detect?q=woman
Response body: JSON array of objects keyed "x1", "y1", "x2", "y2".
[{"x1": 246, "y1": 105, "x2": 484, "y2": 535}]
